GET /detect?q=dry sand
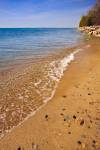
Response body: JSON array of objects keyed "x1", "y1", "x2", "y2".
[{"x1": 0, "y1": 39, "x2": 100, "y2": 150}]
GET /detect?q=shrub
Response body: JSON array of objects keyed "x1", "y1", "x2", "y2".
[{"x1": 79, "y1": 0, "x2": 100, "y2": 27}]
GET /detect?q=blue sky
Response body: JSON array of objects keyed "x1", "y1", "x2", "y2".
[{"x1": 0, "y1": 0, "x2": 95, "y2": 28}]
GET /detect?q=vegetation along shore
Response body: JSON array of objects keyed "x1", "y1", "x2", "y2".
[{"x1": 79, "y1": 0, "x2": 100, "y2": 37}]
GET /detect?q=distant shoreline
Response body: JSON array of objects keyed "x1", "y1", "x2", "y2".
[{"x1": 79, "y1": 26, "x2": 100, "y2": 37}]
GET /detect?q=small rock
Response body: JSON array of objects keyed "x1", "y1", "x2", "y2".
[
  {"x1": 45, "y1": 114, "x2": 48, "y2": 119},
  {"x1": 60, "y1": 113, "x2": 64, "y2": 116},
  {"x1": 80, "y1": 119, "x2": 84, "y2": 126},
  {"x1": 77, "y1": 141, "x2": 82, "y2": 145},
  {"x1": 64, "y1": 116, "x2": 70, "y2": 121},
  {"x1": 92, "y1": 140, "x2": 96, "y2": 144},
  {"x1": 73, "y1": 115, "x2": 77, "y2": 119},
  {"x1": 18, "y1": 146, "x2": 21, "y2": 150},
  {"x1": 92, "y1": 144, "x2": 95, "y2": 148},
  {"x1": 64, "y1": 118, "x2": 66, "y2": 121},
  {"x1": 68, "y1": 131, "x2": 71, "y2": 134},
  {"x1": 88, "y1": 125, "x2": 90, "y2": 128},
  {"x1": 62, "y1": 95, "x2": 66, "y2": 98},
  {"x1": 88, "y1": 93, "x2": 91, "y2": 96},
  {"x1": 62, "y1": 108, "x2": 66, "y2": 111}
]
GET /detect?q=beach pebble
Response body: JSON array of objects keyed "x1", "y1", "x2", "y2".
[
  {"x1": 80, "y1": 119, "x2": 84, "y2": 126},
  {"x1": 17, "y1": 146, "x2": 21, "y2": 150},
  {"x1": 77, "y1": 140, "x2": 82, "y2": 145},
  {"x1": 45, "y1": 114, "x2": 48, "y2": 120},
  {"x1": 64, "y1": 116, "x2": 70, "y2": 121},
  {"x1": 88, "y1": 93, "x2": 91, "y2": 96},
  {"x1": 88, "y1": 125, "x2": 91, "y2": 128},
  {"x1": 62, "y1": 95, "x2": 66, "y2": 98},
  {"x1": 73, "y1": 115, "x2": 77, "y2": 119},
  {"x1": 62, "y1": 108, "x2": 66, "y2": 111},
  {"x1": 60, "y1": 113, "x2": 64, "y2": 116},
  {"x1": 92, "y1": 140, "x2": 96, "y2": 144},
  {"x1": 68, "y1": 131, "x2": 71, "y2": 134}
]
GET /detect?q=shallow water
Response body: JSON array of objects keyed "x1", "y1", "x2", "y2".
[
  {"x1": 0, "y1": 28, "x2": 85, "y2": 138},
  {"x1": 0, "y1": 28, "x2": 83, "y2": 68}
]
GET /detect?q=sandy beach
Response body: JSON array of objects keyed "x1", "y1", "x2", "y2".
[{"x1": 0, "y1": 38, "x2": 100, "y2": 150}]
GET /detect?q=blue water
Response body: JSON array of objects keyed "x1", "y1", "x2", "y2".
[
  {"x1": 0, "y1": 28, "x2": 83, "y2": 66},
  {"x1": 0, "y1": 28, "x2": 84, "y2": 137}
]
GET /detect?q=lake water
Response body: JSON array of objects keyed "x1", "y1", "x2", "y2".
[{"x1": 0, "y1": 28, "x2": 85, "y2": 138}]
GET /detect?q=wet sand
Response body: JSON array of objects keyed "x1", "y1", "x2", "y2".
[{"x1": 0, "y1": 39, "x2": 100, "y2": 150}]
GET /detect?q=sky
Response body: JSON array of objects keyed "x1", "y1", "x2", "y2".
[{"x1": 0, "y1": 0, "x2": 96, "y2": 28}]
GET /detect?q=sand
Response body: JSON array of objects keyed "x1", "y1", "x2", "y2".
[{"x1": 0, "y1": 39, "x2": 100, "y2": 150}]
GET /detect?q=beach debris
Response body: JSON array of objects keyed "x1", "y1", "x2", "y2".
[
  {"x1": 73, "y1": 115, "x2": 76, "y2": 119},
  {"x1": 80, "y1": 119, "x2": 84, "y2": 126},
  {"x1": 89, "y1": 102, "x2": 94, "y2": 105},
  {"x1": 45, "y1": 114, "x2": 48, "y2": 120},
  {"x1": 64, "y1": 118, "x2": 66, "y2": 121},
  {"x1": 88, "y1": 125, "x2": 91, "y2": 128},
  {"x1": 96, "y1": 117, "x2": 100, "y2": 121},
  {"x1": 90, "y1": 120, "x2": 92, "y2": 123},
  {"x1": 60, "y1": 113, "x2": 64, "y2": 116},
  {"x1": 88, "y1": 93, "x2": 91, "y2": 96},
  {"x1": 77, "y1": 140, "x2": 82, "y2": 145},
  {"x1": 75, "y1": 85, "x2": 79, "y2": 88},
  {"x1": 92, "y1": 140, "x2": 96, "y2": 144},
  {"x1": 68, "y1": 131, "x2": 71, "y2": 134},
  {"x1": 62, "y1": 95, "x2": 67, "y2": 98},
  {"x1": 17, "y1": 146, "x2": 21, "y2": 150},
  {"x1": 63, "y1": 115, "x2": 70, "y2": 121},
  {"x1": 62, "y1": 108, "x2": 66, "y2": 111}
]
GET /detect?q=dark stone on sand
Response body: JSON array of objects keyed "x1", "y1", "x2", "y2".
[
  {"x1": 62, "y1": 108, "x2": 66, "y2": 111},
  {"x1": 68, "y1": 131, "x2": 71, "y2": 134},
  {"x1": 80, "y1": 119, "x2": 84, "y2": 126},
  {"x1": 88, "y1": 93, "x2": 91, "y2": 95},
  {"x1": 64, "y1": 116, "x2": 70, "y2": 121},
  {"x1": 18, "y1": 146, "x2": 21, "y2": 150},
  {"x1": 64, "y1": 118, "x2": 66, "y2": 121},
  {"x1": 92, "y1": 144, "x2": 96, "y2": 148},
  {"x1": 77, "y1": 141, "x2": 82, "y2": 145},
  {"x1": 60, "y1": 113, "x2": 64, "y2": 116},
  {"x1": 73, "y1": 115, "x2": 76, "y2": 119},
  {"x1": 62, "y1": 95, "x2": 67, "y2": 98},
  {"x1": 92, "y1": 140, "x2": 96, "y2": 144},
  {"x1": 96, "y1": 118, "x2": 100, "y2": 121},
  {"x1": 45, "y1": 114, "x2": 48, "y2": 119},
  {"x1": 88, "y1": 125, "x2": 90, "y2": 128},
  {"x1": 89, "y1": 102, "x2": 94, "y2": 105}
]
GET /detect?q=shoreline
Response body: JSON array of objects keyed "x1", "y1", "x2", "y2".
[
  {"x1": 79, "y1": 26, "x2": 100, "y2": 37},
  {"x1": 0, "y1": 44, "x2": 84, "y2": 139},
  {"x1": 0, "y1": 39, "x2": 100, "y2": 150}
]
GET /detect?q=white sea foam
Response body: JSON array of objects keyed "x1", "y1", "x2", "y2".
[
  {"x1": 48, "y1": 48, "x2": 82, "y2": 82},
  {"x1": 0, "y1": 48, "x2": 82, "y2": 139}
]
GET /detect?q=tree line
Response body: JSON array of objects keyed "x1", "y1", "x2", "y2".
[{"x1": 79, "y1": 0, "x2": 100, "y2": 27}]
